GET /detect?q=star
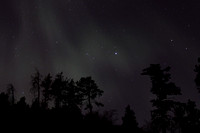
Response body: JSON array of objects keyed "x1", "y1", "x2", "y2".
[{"x1": 114, "y1": 52, "x2": 118, "y2": 55}]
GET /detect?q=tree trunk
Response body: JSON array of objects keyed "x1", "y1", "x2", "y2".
[
  {"x1": 12, "y1": 90, "x2": 14, "y2": 105},
  {"x1": 162, "y1": 128, "x2": 166, "y2": 133},
  {"x1": 88, "y1": 93, "x2": 92, "y2": 114},
  {"x1": 38, "y1": 83, "x2": 40, "y2": 107}
]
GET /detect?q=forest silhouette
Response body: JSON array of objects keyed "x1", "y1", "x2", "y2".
[{"x1": 1, "y1": 58, "x2": 200, "y2": 132}]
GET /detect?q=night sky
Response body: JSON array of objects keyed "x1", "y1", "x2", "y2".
[{"x1": 1, "y1": 0, "x2": 200, "y2": 125}]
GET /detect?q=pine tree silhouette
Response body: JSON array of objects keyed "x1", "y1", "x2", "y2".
[
  {"x1": 183, "y1": 100, "x2": 200, "y2": 132},
  {"x1": 0, "y1": 92, "x2": 10, "y2": 112},
  {"x1": 63, "y1": 79, "x2": 83, "y2": 111},
  {"x1": 7, "y1": 84, "x2": 15, "y2": 105},
  {"x1": 122, "y1": 105, "x2": 138, "y2": 131},
  {"x1": 77, "y1": 76, "x2": 104, "y2": 114},
  {"x1": 15, "y1": 97, "x2": 29, "y2": 112},
  {"x1": 41, "y1": 73, "x2": 52, "y2": 109},
  {"x1": 171, "y1": 102, "x2": 186, "y2": 132},
  {"x1": 30, "y1": 69, "x2": 42, "y2": 108},
  {"x1": 51, "y1": 72, "x2": 68, "y2": 108},
  {"x1": 142, "y1": 64, "x2": 181, "y2": 133}
]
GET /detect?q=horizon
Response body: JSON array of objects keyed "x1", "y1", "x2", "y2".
[{"x1": 1, "y1": 0, "x2": 200, "y2": 127}]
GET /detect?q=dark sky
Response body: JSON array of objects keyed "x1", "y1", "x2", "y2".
[{"x1": 1, "y1": 0, "x2": 200, "y2": 125}]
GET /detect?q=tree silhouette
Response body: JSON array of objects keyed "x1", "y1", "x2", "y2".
[
  {"x1": 0, "y1": 92, "x2": 10, "y2": 112},
  {"x1": 63, "y1": 79, "x2": 83, "y2": 111},
  {"x1": 51, "y1": 72, "x2": 68, "y2": 108},
  {"x1": 194, "y1": 57, "x2": 200, "y2": 92},
  {"x1": 15, "y1": 97, "x2": 29, "y2": 112},
  {"x1": 122, "y1": 105, "x2": 138, "y2": 131},
  {"x1": 142, "y1": 64, "x2": 181, "y2": 133},
  {"x1": 183, "y1": 100, "x2": 200, "y2": 132},
  {"x1": 30, "y1": 69, "x2": 42, "y2": 108},
  {"x1": 41, "y1": 73, "x2": 52, "y2": 109},
  {"x1": 170, "y1": 102, "x2": 186, "y2": 132},
  {"x1": 83, "y1": 110, "x2": 116, "y2": 129},
  {"x1": 4, "y1": 64, "x2": 200, "y2": 131},
  {"x1": 77, "y1": 77, "x2": 104, "y2": 114},
  {"x1": 7, "y1": 84, "x2": 15, "y2": 105}
]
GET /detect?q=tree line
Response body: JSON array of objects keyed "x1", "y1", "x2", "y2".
[{"x1": 1, "y1": 58, "x2": 200, "y2": 132}]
